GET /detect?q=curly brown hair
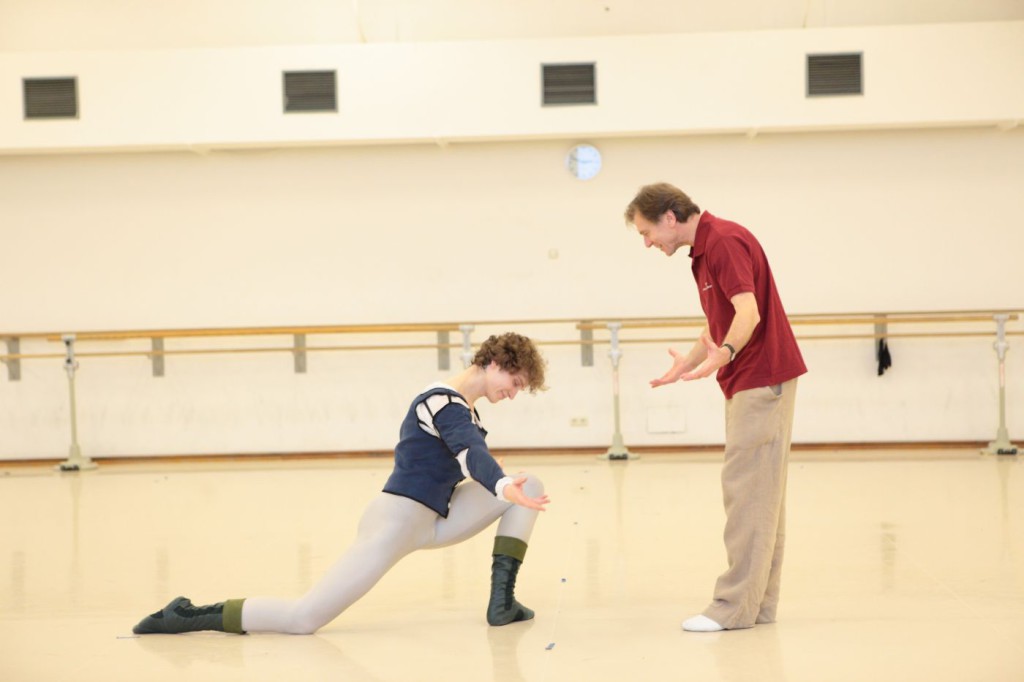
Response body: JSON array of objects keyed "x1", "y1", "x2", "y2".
[{"x1": 473, "y1": 332, "x2": 547, "y2": 392}]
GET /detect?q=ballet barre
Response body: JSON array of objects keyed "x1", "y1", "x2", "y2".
[{"x1": 2, "y1": 310, "x2": 1020, "y2": 469}]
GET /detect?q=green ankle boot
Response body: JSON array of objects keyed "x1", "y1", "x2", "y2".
[
  {"x1": 486, "y1": 537, "x2": 534, "y2": 626},
  {"x1": 133, "y1": 596, "x2": 246, "y2": 635}
]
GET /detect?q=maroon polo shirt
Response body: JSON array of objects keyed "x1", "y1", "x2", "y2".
[{"x1": 689, "y1": 211, "x2": 807, "y2": 399}]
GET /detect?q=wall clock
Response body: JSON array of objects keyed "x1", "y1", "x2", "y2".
[{"x1": 566, "y1": 143, "x2": 602, "y2": 180}]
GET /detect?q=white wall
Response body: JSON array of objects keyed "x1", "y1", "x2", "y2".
[
  {"x1": 1, "y1": 7, "x2": 1022, "y2": 460},
  {"x1": 2, "y1": 130, "x2": 1022, "y2": 329},
  {"x1": 2, "y1": 22, "x2": 1023, "y2": 154},
  {"x1": 2, "y1": 127, "x2": 1021, "y2": 460}
]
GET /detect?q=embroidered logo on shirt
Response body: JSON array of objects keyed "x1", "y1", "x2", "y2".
[{"x1": 702, "y1": 282, "x2": 713, "y2": 292}]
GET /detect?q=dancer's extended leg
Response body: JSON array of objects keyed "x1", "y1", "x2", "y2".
[{"x1": 242, "y1": 494, "x2": 435, "y2": 634}]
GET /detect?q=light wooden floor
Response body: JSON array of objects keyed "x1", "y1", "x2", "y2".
[{"x1": 2, "y1": 449, "x2": 1022, "y2": 682}]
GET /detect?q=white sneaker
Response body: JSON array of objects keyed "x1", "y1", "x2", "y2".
[{"x1": 681, "y1": 615, "x2": 724, "y2": 632}]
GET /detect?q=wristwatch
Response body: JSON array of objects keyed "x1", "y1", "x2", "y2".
[{"x1": 722, "y1": 343, "x2": 737, "y2": 363}]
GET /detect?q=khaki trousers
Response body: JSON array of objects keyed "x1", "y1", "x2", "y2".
[{"x1": 703, "y1": 378, "x2": 798, "y2": 629}]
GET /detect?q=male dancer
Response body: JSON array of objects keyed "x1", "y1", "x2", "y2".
[{"x1": 133, "y1": 332, "x2": 549, "y2": 634}]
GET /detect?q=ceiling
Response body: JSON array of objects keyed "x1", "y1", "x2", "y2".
[{"x1": 2, "y1": 0, "x2": 1024, "y2": 51}]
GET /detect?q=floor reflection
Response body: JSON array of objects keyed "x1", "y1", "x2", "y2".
[{"x1": 1, "y1": 451, "x2": 1022, "y2": 681}]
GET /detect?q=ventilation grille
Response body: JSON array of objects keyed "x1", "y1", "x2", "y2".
[
  {"x1": 23, "y1": 77, "x2": 78, "y2": 119},
  {"x1": 283, "y1": 70, "x2": 337, "y2": 113},
  {"x1": 542, "y1": 63, "x2": 596, "y2": 106},
  {"x1": 807, "y1": 53, "x2": 863, "y2": 96}
]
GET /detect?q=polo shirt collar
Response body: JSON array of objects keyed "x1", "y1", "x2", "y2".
[{"x1": 688, "y1": 211, "x2": 714, "y2": 259}]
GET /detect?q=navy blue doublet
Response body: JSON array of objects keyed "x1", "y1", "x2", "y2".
[{"x1": 383, "y1": 384, "x2": 506, "y2": 517}]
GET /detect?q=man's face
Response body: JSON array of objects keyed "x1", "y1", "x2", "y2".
[
  {"x1": 634, "y1": 211, "x2": 685, "y2": 257},
  {"x1": 484, "y1": 362, "x2": 527, "y2": 403}
]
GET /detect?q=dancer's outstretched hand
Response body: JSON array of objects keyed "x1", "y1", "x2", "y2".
[{"x1": 503, "y1": 476, "x2": 550, "y2": 511}]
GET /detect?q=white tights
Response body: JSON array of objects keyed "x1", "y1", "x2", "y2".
[{"x1": 241, "y1": 474, "x2": 543, "y2": 634}]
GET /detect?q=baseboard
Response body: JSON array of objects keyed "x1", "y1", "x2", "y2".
[{"x1": 0, "y1": 440, "x2": 1007, "y2": 468}]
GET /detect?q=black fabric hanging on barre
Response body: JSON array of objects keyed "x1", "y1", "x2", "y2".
[{"x1": 876, "y1": 337, "x2": 892, "y2": 376}]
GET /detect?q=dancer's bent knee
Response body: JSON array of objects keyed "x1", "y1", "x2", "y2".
[{"x1": 516, "y1": 473, "x2": 544, "y2": 498}]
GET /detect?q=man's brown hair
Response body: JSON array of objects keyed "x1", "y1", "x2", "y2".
[{"x1": 624, "y1": 183, "x2": 701, "y2": 225}]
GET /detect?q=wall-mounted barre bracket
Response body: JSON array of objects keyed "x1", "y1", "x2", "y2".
[
  {"x1": 874, "y1": 317, "x2": 888, "y2": 346},
  {"x1": 3, "y1": 337, "x2": 20, "y2": 381},
  {"x1": 874, "y1": 315, "x2": 891, "y2": 375},
  {"x1": 579, "y1": 321, "x2": 594, "y2": 367},
  {"x1": 437, "y1": 331, "x2": 450, "y2": 371},
  {"x1": 293, "y1": 334, "x2": 307, "y2": 374},
  {"x1": 150, "y1": 338, "x2": 165, "y2": 377},
  {"x1": 459, "y1": 325, "x2": 475, "y2": 369}
]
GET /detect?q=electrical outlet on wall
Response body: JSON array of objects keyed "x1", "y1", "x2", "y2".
[{"x1": 570, "y1": 416, "x2": 588, "y2": 427}]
